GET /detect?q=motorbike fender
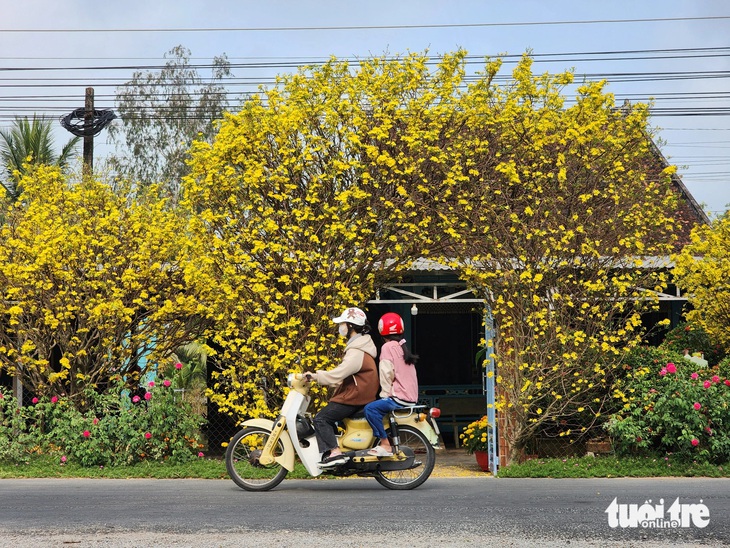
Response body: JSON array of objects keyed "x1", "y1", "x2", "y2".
[
  {"x1": 241, "y1": 418, "x2": 297, "y2": 471},
  {"x1": 394, "y1": 416, "x2": 440, "y2": 447}
]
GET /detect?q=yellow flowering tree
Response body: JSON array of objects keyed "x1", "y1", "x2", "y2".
[
  {"x1": 183, "y1": 53, "x2": 466, "y2": 420},
  {"x1": 672, "y1": 214, "x2": 730, "y2": 350},
  {"x1": 440, "y1": 55, "x2": 679, "y2": 459},
  {"x1": 0, "y1": 166, "x2": 207, "y2": 403}
]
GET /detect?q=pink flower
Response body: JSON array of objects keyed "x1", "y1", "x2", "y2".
[
  {"x1": 51, "y1": 396, "x2": 58, "y2": 403},
  {"x1": 712, "y1": 375, "x2": 720, "y2": 383},
  {"x1": 163, "y1": 379, "x2": 171, "y2": 387},
  {"x1": 704, "y1": 381, "x2": 711, "y2": 389},
  {"x1": 725, "y1": 380, "x2": 730, "y2": 387},
  {"x1": 198, "y1": 452, "x2": 204, "y2": 458},
  {"x1": 694, "y1": 402, "x2": 702, "y2": 410},
  {"x1": 83, "y1": 430, "x2": 91, "y2": 438},
  {"x1": 144, "y1": 392, "x2": 152, "y2": 401},
  {"x1": 148, "y1": 381, "x2": 155, "y2": 387},
  {"x1": 60, "y1": 456, "x2": 67, "y2": 463},
  {"x1": 659, "y1": 368, "x2": 667, "y2": 376},
  {"x1": 0, "y1": 393, "x2": 3, "y2": 399},
  {"x1": 706, "y1": 426, "x2": 713, "y2": 434},
  {"x1": 691, "y1": 438, "x2": 699, "y2": 447},
  {"x1": 93, "y1": 418, "x2": 99, "y2": 425},
  {"x1": 691, "y1": 372, "x2": 699, "y2": 380},
  {"x1": 666, "y1": 363, "x2": 676, "y2": 374},
  {"x1": 144, "y1": 432, "x2": 152, "y2": 439},
  {"x1": 32, "y1": 397, "x2": 38, "y2": 404},
  {"x1": 132, "y1": 395, "x2": 141, "y2": 403},
  {"x1": 175, "y1": 362, "x2": 183, "y2": 370}
]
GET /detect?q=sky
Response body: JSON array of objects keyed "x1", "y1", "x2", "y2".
[{"x1": 1, "y1": 0, "x2": 728, "y2": 216}]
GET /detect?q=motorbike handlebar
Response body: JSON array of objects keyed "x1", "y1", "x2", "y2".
[{"x1": 290, "y1": 372, "x2": 314, "y2": 383}]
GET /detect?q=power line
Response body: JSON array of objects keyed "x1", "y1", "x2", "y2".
[
  {"x1": 2, "y1": 15, "x2": 730, "y2": 33},
  {"x1": 2, "y1": 46, "x2": 729, "y2": 73},
  {"x1": 1, "y1": 46, "x2": 728, "y2": 63}
]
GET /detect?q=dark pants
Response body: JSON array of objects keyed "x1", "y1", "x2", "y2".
[{"x1": 313, "y1": 401, "x2": 361, "y2": 454}]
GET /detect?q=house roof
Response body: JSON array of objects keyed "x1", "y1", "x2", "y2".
[{"x1": 647, "y1": 134, "x2": 711, "y2": 248}]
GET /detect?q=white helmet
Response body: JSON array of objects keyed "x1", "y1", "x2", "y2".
[{"x1": 332, "y1": 307, "x2": 368, "y2": 326}]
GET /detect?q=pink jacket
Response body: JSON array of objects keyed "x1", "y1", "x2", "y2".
[{"x1": 378, "y1": 340, "x2": 418, "y2": 404}]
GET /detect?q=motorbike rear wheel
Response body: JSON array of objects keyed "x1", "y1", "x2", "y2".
[
  {"x1": 374, "y1": 425, "x2": 435, "y2": 490},
  {"x1": 225, "y1": 426, "x2": 288, "y2": 491}
]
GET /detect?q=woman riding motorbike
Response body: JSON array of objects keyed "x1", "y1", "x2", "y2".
[{"x1": 304, "y1": 306, "x2": 379, "y2": 466}]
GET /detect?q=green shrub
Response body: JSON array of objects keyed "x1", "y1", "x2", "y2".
[
  {"x1": 607, "y1": 351, "x2": 730, "y2": 464},
  {"x1": 717, "y1": 355, "x2": 730, "y2": 379},
  {"x1": 0, "y1": 388, "x2": 40, "y2": 464},
  {"x1": 0, "y1": 377, "x2": 205, "y2": 467},
  {"x1": 659, "y1": 321, "x2": 727, "y2": 366}
]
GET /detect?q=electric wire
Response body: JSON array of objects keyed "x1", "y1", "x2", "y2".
[{"x1": 2, "y1": 15, "x2": 729, "y2": 33}]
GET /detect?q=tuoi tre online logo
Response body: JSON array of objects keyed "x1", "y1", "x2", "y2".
[{"x1": 605, "y1": 497, "x2": 710, "y2": 529}]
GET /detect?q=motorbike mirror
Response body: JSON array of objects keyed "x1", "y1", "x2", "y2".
[{"x1": 429, "y1": 407, "x2": 441, "y2": 419}]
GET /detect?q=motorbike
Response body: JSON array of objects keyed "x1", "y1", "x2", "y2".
[{"x1": 225, "y1": 373, "x2": 442, "y2": 491}]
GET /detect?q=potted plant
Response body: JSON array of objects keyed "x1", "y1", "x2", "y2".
[{"x1": 460, "y1": 415, "x2": 491, "y2": 471}]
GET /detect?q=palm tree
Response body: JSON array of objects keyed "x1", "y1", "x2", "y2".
[
  {"x1": 169, "y1": 342, "x2": 208, "y2": 391},
  {"x1": 168, "y1": 342, "x2": 208, "y2": 416},
  {"x1": 0, "y1": 115, "x2": 80, "y2": 201}
]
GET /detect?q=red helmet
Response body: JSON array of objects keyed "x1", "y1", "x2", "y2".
[{"x1": 378, "y1": 312, "x2": 404, "y2": 336}]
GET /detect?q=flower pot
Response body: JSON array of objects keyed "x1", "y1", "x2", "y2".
[{"x1": 474, "y1": 450, "x2": 490, "y2": 472}]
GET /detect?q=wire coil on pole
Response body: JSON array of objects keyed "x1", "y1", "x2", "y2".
[{"x1": 60, "y1": 108, "x2": 116, "y2": 137}]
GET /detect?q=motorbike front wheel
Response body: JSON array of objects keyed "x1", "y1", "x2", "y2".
[
  {"x1": 225, "y1": 426, "x2": 288, "y2": 491},
  {"x1": 374, "y1": 425, "x2": 435, "y2": 490}
]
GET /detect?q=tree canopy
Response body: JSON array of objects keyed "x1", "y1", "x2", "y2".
[
  {"x1": 0, "y1": 166, "x2": 207, "y2": 402},
  {"x1": 184, "y1": 51, "x2": 682, "y2": 436},
  {"x1": 107, "y1": 45, "x2": 232, "y2": 199},
  {"x1": 673, "y1": 215, "x2": 730, "y2": 350},
  {"x1": 184, "y1": 52, "x2": 465, "y2": 418},
  {"x1": 440, "y1": 55, "x2": 679, "y2": 454}
]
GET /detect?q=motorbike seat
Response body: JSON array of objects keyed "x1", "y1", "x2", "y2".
[{"x1": 349, "y1": 407, "x2": 367, "y2": 419}]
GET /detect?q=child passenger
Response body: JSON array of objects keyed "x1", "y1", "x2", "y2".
[{"x1": 364, "y1": 312, "x2": 419, "y2": 457}]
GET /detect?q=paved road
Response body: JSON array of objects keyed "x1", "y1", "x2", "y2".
[{"x1": 1, "y1": 477, "x2": 728, "y2": 547}]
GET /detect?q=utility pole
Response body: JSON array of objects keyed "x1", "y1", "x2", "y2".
[
  {"x1": 60, "y1": 88, "x2": 115, "y2": 178},
  {"x1": 83, "y1": 87, "x2": 94, "y2": 177}
]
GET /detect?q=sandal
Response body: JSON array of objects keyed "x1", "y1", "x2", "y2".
[{"x1": 367, "y1": 446, "x2": 393, "y2": 457}]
